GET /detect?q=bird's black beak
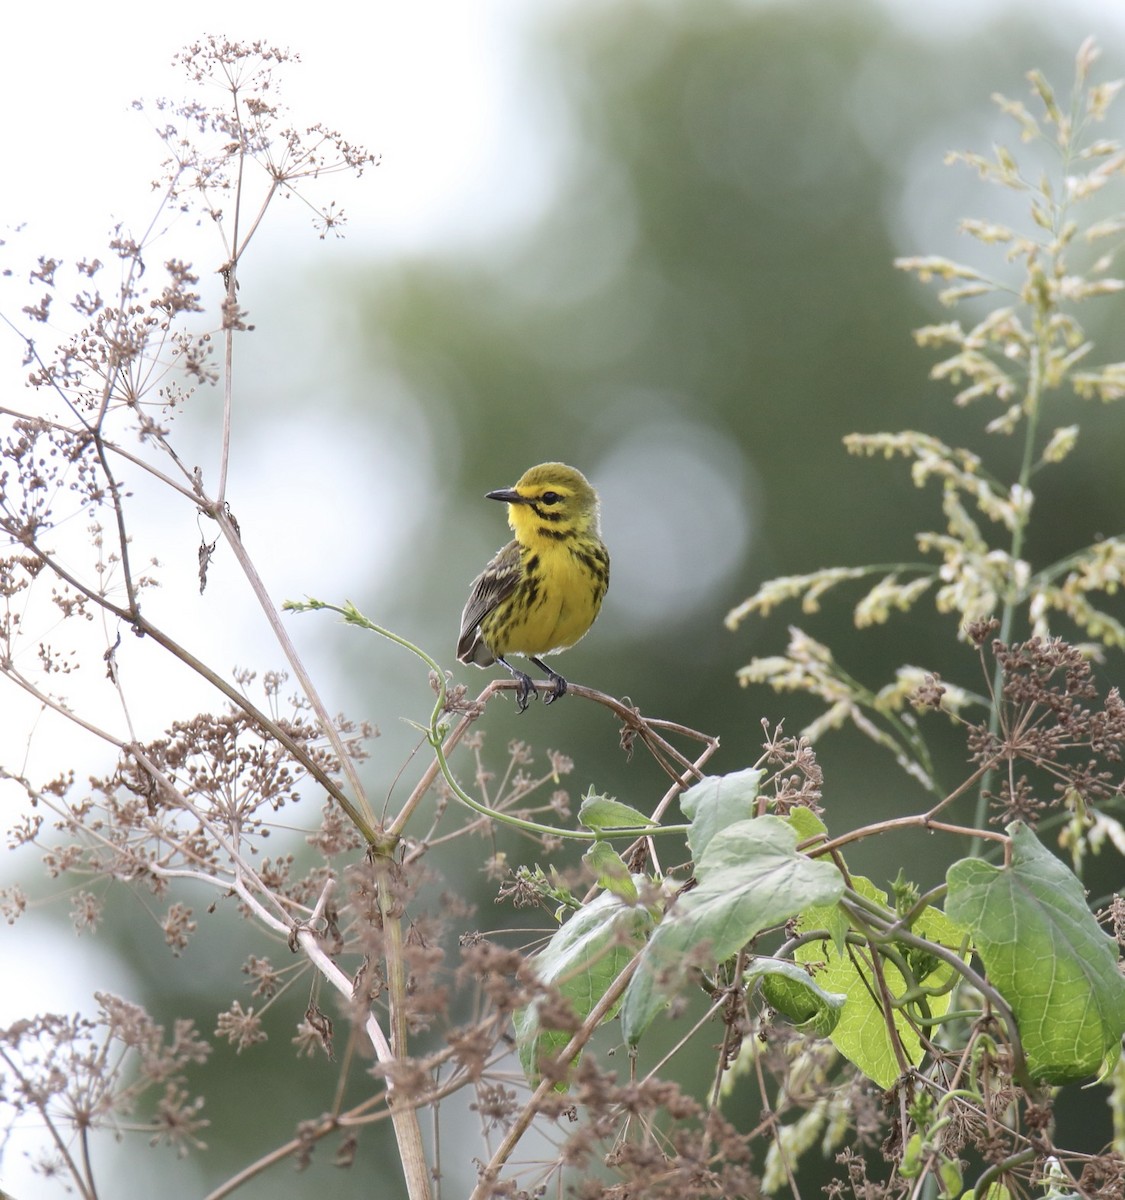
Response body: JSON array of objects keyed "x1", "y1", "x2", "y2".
[{"x1": 485, "y1": 488, "x2": 528, "y2": 504}]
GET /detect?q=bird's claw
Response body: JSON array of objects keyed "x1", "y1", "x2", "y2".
[
  {"x1": 514, "y1": 672, "x2": 538, "y2": 713},
  {"x1": 543, "y1": 674, "x2": 568, "y2": 705}
]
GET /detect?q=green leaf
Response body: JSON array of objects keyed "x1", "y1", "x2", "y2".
[
  {"x1": 751, "y1": 958, "x2": 846, "y2": 1036},
  {"x1": 961, "y1": 1185, "x2": 1012, "y2": 1200},
  {"x1": 946, "y1": 822, "x2": 1125, "y2": 1083},
  {"x1": 621, "y1": 815, "x2": 843, "y2": 1044},
  {"x1": 578, "y1": 792, "x2": 656, "y2": 834},
  {"x1": 680, "y1": 767, "x2": 764, "y2": 861},
  {"x1": 582, "y1": 842, "x2": 639, "y2": 903},
  {"x1": 514, "y1": 888, "x2": 653, "y2": 1085},
  {"x1": 786, "y1": 806, "x2": 828, "y2": 842},
  {"x1": 901, "y1": 1132, "x2": 924, "y2": 1179},
  {"x1": 796, "y1": 878, "x2": 968, "y2": 1089},
  {"x1": 938, "y1": 1158, "x2": 963, "y2": 1198}
]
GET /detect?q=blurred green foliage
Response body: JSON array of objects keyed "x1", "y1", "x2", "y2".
[{"x1": 335, "y1": 0, "x2": 1125, "y2": 873}]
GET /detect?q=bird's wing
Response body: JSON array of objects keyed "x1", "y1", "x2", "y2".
[{"x1": 457, "y1": 539, "x2": 522, "y2": 664}]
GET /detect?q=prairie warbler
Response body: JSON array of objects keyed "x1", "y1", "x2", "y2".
[{"x1": 457, "y1": 462, "x2": 610, "y2": 712}]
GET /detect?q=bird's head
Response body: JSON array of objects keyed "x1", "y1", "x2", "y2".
[{"x1": 487, "y1": 462, "x2": 601, "y2": 542}]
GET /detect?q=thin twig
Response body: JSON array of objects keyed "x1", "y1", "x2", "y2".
[{"x1": 469, "y1": 955, "x2": 642, "y2": 1200}]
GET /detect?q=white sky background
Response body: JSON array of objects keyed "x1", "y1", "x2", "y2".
[
  {"x1": 2, "y1": 0, "x2": 1125, "y2": 1194},
  {"x1": 1, "y1": 1, "x2": 562, "y2": 263}
]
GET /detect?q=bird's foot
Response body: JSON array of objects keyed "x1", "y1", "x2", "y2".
[
  {"x1": 528, "y1": 657, "x2": 568, "y2": 705},
  {"x1": 513, "y1": 671, "x2": 538, "y2": 713}
]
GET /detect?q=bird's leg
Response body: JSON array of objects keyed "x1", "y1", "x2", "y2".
[
  {"x1": 529, "y1": 656, "x2": 567, "y2": 704},
  {"x1": 497, "y1": 656, "x2": 538, "y2": 712}
]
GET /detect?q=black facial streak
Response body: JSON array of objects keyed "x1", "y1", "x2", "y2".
[{"x1": 529, "y1": 503, "x2": 565, "y2": 521}]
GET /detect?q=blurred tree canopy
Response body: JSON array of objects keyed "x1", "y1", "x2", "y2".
[{"x1": 334, "y1": 0, "x2": 1125, "y2": 869}]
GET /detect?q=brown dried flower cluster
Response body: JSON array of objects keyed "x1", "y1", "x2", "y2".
[{"x1": 966, "y1": 635, "x2": 1125, "y2": 825}]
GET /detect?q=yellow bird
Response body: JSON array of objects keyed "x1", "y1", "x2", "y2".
[{"x1": 457, "y1": 463, "x2": 610, "y2": 712}]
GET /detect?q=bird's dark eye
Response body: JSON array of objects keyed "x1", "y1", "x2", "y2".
[{"x1": 540, "y1": 491, "x2": 562, "y2": 505}]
